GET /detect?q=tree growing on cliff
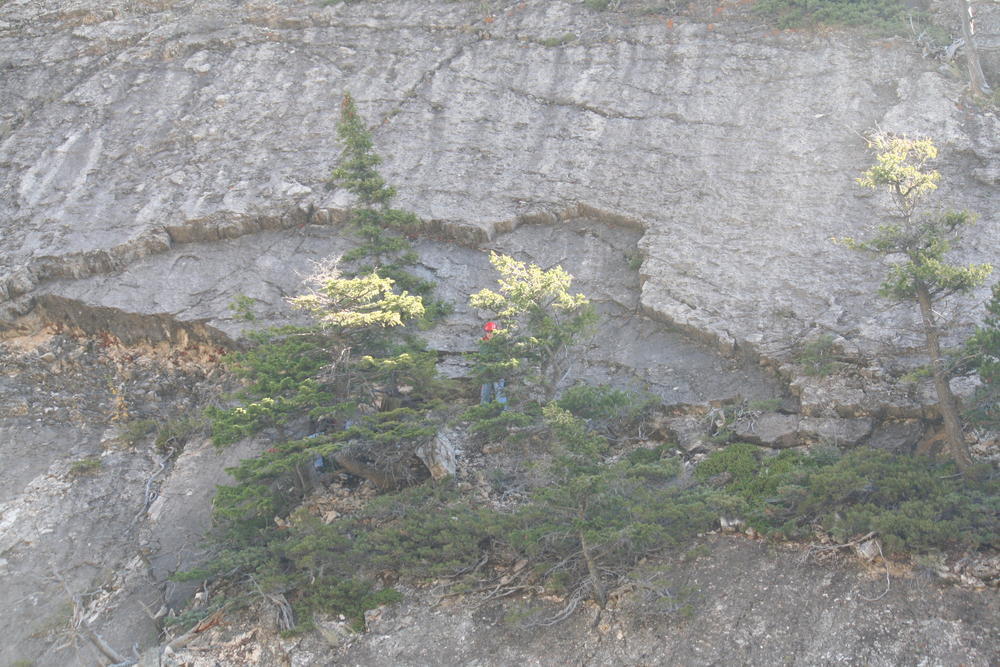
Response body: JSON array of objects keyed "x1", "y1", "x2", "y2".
[
  {"x1": 329, "y1": 93, "x2": 450, "y2": 323},
  {"x1": 470, "y1": 253, "x2": 598, "y2": 403},
  {"x1": 330, "y1": 93, "x2": 421, "y2": 262},
  {"x1": 839, "y1": 133, "x2": 992, "y2": 474}
]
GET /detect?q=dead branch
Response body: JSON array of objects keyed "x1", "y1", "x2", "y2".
[
  {"x1": 803, "y1": 532, "x2": 891, "y2": 602},
  {"x1": 50, "y1": 569, "x2": 131, "y2": 666},
  {"x1": 802, "y1": 531, "x2": 878, "y2": 560},
  {"x1": 249, "y1": 575, "x2": 294, "y2": 631},
  {"x1": 859, "y1": 540, "x2": 891, "y2": 603},
  {"x1": 525, "y1": 584, "x2": 587, "y2": 628},
  {"x1": 130, "y1": 448, "x2": 173, "y2": 526}
]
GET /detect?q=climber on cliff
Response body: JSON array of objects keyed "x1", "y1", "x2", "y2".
[{"x1": 479, "y1": 321, "x2": 507, "y2": 409}]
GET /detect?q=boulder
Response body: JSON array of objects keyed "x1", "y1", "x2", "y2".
[{"x1": 415, "y1": 429, "x2": 459, "y2": 480}]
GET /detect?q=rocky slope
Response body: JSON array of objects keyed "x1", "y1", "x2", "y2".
[{"x1": 1, "y1": 0, "x2": 998, "y2": 664}]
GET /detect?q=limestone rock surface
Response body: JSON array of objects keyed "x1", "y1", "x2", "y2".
[{"x1": 1, "y1": 0, "x2": 998, "y2": 664}]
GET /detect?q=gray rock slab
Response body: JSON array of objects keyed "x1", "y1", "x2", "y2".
[
  {"x1": 339, "y1": 536, "x2": 998, "y2": 667},
  {"x1": 1, "y1": 0, "x2": 996, "y2": 385}
]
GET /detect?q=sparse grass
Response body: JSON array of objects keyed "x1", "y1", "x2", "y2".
[
  {"x1": 68, "y1": 456, "x2": 102, "y2": 477},
  {"x1": 117, "y1": 418, "x2": 157, "y2": 447},
  {"x1": 796, "y1": 334, "x2": 839, "y2": 376},
  {"x1": 540, "y1": 33, "x2": 576, "y2": 47},
  {"x1": 154, "y1": 414, "x2": 206, "y2": 454}
]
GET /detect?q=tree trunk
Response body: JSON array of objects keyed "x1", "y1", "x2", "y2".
[
  {"x1": 956, "y1": 0, "x2": 992, "y2": 96},
  {"x1": 575, "y1": 496, "x2": 607, "y2": 609},
  {"x1": 915, "y1": 284, "x2": 973, "y2": 473},
  {"x1": 332, "y1": 450, "x2": 399, "y2": 490}
]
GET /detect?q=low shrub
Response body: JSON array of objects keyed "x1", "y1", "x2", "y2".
[
  {"x1": 118, "y1": 418, "x2": 157, "y2": 447},
  {"x1": 795, "y1": 334, "x2": 839, "y2": 377},
  {"x1": 154, "y1": 415, "x2": 206, "y2": 454},
  {"x1": 755, "y1": 0, "x2": 915, "y2": 34},
  {"x1": 68, "y1": 456, "x2": 102, "y2": 477},
  {"x1": 697, "y1": 444, "x2": 999, "y2": 555}
]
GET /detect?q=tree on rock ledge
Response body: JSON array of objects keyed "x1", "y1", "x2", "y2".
[{"x1": 839, "y1": 133, "x2": 992, "y2": 475}]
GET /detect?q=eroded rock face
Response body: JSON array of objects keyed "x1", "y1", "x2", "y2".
[
  {"x1": 159, "y1": 536, "x2": 999, "y2": 667},
  {"x1": 1, "y1": 0, "x2": 998, "y2": 664},
  {"x1": 1, "y1": 0, "x2": 996, "y2": 382}
]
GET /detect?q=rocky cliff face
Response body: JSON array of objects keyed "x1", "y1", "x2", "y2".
[{"x1": 1, "y1": 0, "x2": 997, "y2": 664}]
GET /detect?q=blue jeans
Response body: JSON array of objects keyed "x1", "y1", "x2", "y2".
[{"x1": 480, "y1": 379, "x2": 507, "y2": 408}]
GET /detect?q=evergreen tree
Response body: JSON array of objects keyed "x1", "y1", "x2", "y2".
[
  {"x1": 840, "y1": 133, "x2": 992, "y2": 473},
  {"x1": 470, "y1": 252, "x2": 598, "y2": 402},
  {"x1": 330, "y1": 93, "x2": 421, "y2": 262},
  {"x1": 289, "y1": 264, "x2": 424, "y2": 330}
]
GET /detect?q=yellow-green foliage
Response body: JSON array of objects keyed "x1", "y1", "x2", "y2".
[
  {"x1": 470, "y1": 253, "x2": 598, "y2": 402},
  {"x1": 839, "y1": 135, "x2": 992, "y2": 303},
  {"x1": 290, "y1": 272, "x2": 424, "y2": 329}
]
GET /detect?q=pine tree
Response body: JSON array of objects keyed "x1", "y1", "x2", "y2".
[
  {"x1": 329, "y1": 93, "x2": 421, "y2": 256},
  {"x1": 840, "y1": 133, "x2": 992, "y2": 474},
  {"x1": 330, "y1": 92, "x2": 394, "y2": 209}
]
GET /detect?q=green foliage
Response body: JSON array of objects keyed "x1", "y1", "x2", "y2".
[
  {"x1": 626, "y1": 443, "x2": 673, "y2": 466},
  {"x1": 154, "y1": 414, "x2": 206, "y2": 454},
  {"x1": 838, "y1": 134, "x2": 991, "y2": 472},
  {"x1": 206, "y1": 377, "x2": 333, "y2": 447},
  {"x1": 352, "y1": 481, "x2": 503, "y2": 578},
  {"x1": 965, "y1": 283, "x2": 1000, "y2": 428},
  {"x1": 556, "y1": 383, "x2": 656, "y2": 432},
  {"x1": 696, "y1": 444, "x2": 998, "y2": 555},
  {"x1": 194, "y1": 480, "x2": 493, "y2": 630},
  {"x1": 625, "y1": 253, "x2": 643, "y2": 272},
  {"x1": 463, "y1": 402, "x2": 537, "y2": 443},
  {"x1": 118, "y1": 418, "x2": 157, "y2": 447},
  {"x1": 695, "y1": 444, "x2": 812, "y2": 525},
  {"x1": 470, "y1": 253, "x2": 598, "y2": 402},
  {"x1": 289, "y1": 577, "x2": 402, "y2": 633},
  {"x1": 231, "y1": 327, "x2": 332, "y2": 396},
  {"x1": 795, "y1": 334, "x2": 838, "y2": 376},
  {"x1": 755, "y1": 0, "x2": 914, "y2": 34},
  {"x1": 68, "y1": 456, "x2": 102, "y2": 476},
  {"x1": 327, "y1": 93, "x2": 446, "y2": 326},
  {"x1": 841, "y1": 135, "x2": 992, "y2": 303},
  {"x1": 343, "y1": 407, "x2": 437, "y2": 447},
  {"x1": 206, "y1": 305, "x2": 438, "y2": 447},
  {"x1": 330, "y1": 93, "x2": 394, "y2": 210},
  {"x1": 507, "y1": 437, "x2": 723, "y2": 601},
  {"x1": 540, "y1": 33, "x2": 577, "y2": 47},
  {"x1": 195, "y1": 247, "x2": 457, "y2": 629},
  {"x1": 229, "y1": 294, "x2": 257, "y2": 322},
  {"x1": 328, "y1": 93, "x2": 422, "y2": 250},
  {"x1": 784, "y1": 449, "x2": 997, "y2": 554}
]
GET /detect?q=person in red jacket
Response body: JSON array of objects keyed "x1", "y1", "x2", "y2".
[{"x1": 479, "y1": 322, "x2": 507, "y2": 408}]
